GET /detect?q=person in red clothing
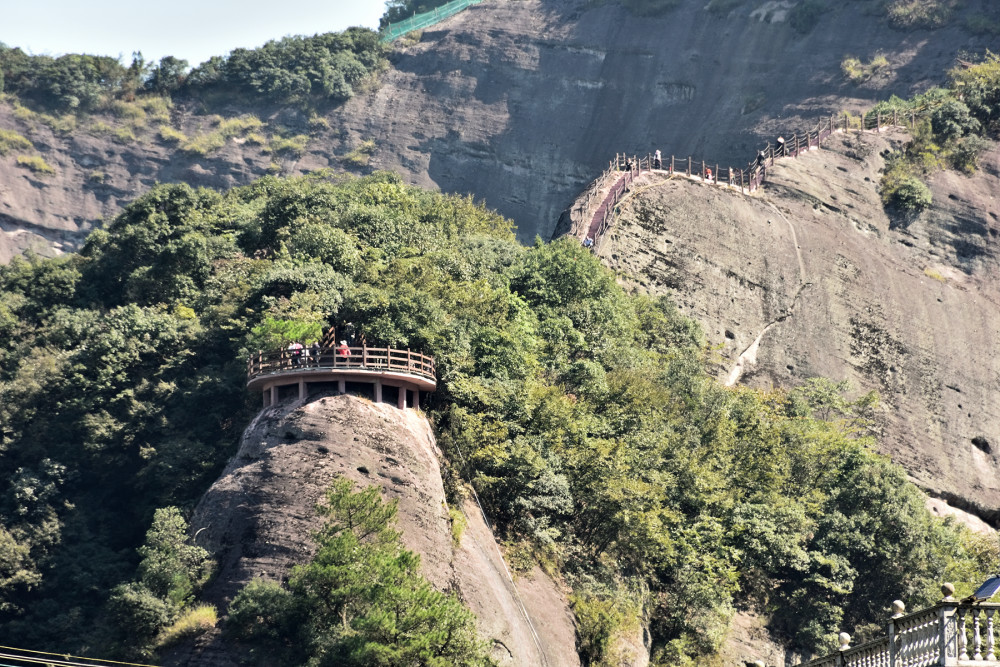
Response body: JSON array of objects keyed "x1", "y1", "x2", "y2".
[{"x1": 336, "y1": 340, "x2": 351, "y2": 364}]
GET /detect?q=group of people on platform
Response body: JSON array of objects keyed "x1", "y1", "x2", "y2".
[{"x1": 286, "y1": 338, "x2": 356, "y2": 367}]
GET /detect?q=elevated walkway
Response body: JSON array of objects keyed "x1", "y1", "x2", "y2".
[
  {"x1": 799, "y1": 584, "x2": 1000, "y2": 667},
  {"x1": 247, "y1": 345, "x2": 436, "y2": 410}
]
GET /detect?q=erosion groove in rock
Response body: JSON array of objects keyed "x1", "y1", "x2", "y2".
[
  {"x1": 594, "y1": 130, "x2": 1000, "y2": 522},
  {"x1": 170, "y1": 394, "x2": 580, "y2": 666}
]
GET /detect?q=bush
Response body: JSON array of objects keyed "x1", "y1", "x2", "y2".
[
  {"x1": 887, "y1": 0, "x2": 955, "y2": 29},
  {"x1": 841, "y1": 54, "x2": 889, "y2": 83},
  {"x1": 16, "y1": 155, "x2": 54, "y2": 174},
  {"x1": 888, "y1": 175, "x2": 932, "y2": 212},
  {"x1": 157, "y1": 604, "x2": 217, "y2": 647}
]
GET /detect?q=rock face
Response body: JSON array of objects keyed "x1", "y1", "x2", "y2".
[
  {"x1": 176, "y1": 393, "x2": 581, "y2": 666},
  {"x1": 2, "y1": 0, "x2": 996, "y2": 254},
  {"x1": 592, "y1": 130, "x2": 1000, "y2": 523}
]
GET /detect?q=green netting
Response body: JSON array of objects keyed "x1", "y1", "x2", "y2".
[{"x1": 381, "y1": 0, "x2": 486, "y2": 42}]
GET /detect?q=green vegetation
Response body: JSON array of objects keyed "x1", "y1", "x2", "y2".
[
  {"x1": 15, "y1": 154, "x2": 54, "y2": 174},
  {"x1": 0, "y1": 30, "x2": 385, "y2": 113},
  {"x1": 381, "y1": 0, "x2": 456, "y2": 27},
  {"x1": 342, "y1": 138, "x2": 377, "y2": 167},
  {"x1": 157, "y1": 604, "x2": 218, "y2": 648},
  {"x1": 0, "y1": 128, "x2": 31, "y2": 155},
  {"x1": 106, "y1": 508, "x2": 213, "y2": 658},
  {"x1": 886, "y1": 0, "x2": 956, "y2": 29},
  {"x1": 264, "y1": 132, "x2": 310, "y2": 157},
  {"x1": 180, "y1": 115, "x2": 263, "y2": 155},
  {"x1": 841, "y1": 54, "x2": 890, "y2": 83},
  {"x1": 0, "y1": 171, "x2": 991, "y2": 662},
  {"x1": 228, "y1": 477, "x2": 491, "y2": 665}
]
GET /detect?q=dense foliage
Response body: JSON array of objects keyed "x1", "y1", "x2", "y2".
[
  {"x1": 381, "y1": 0, "x2": 456, "y2": 27},
  {"x1": 0, "y1": 172, "x2": 989, "y2": 662},
  {"x1": 228, "y1": 477, "x2": 490, "y2": 665},
  {"x1": 0, "y1": 28, "x2": 385, "y2": 112}
]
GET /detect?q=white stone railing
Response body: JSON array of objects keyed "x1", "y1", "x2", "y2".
[{"x1": 793, "y1": 585, "x2": 1000, "y2": 667}]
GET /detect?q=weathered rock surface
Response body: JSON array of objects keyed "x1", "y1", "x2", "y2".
[
  {"x1": 2, "y1": 0, "x2": 996, "y2": 254},
  {"x1": 592, "y1": 130, "x2": 1000, "y2": 523},
  {"x1": 170, "y1": 393, "x2": 580, "y2": 666}
]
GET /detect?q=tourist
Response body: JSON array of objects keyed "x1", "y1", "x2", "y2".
[
  {"x1": 583, "y1": 236, "x2": 594, "y2": 248},
  {"x1": 777, "y1": 136, "x2": 786, "y2": 157},
  {"x1": 337, "y1": 340, "x2": 351, "y2": 364},
  {"x1": 289, "y1": 341, "x2": 304, "y2": 367},
  {"x1": 653, "y1": 149, "x2": 662, "y2": 170},
  {"x1": 311, "y1": 340, "x2": 321, "y2": 366}
]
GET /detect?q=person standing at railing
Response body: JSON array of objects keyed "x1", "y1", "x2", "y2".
[
  {"x1": 289, "y1": 341, "x2": 304, "y2": 367},
  {"x1": 337, "y1": 340, "x2": 351, "y2": 365},
  {"x1": 777, "y1": 136, "x2": 786, "y2": 157},
  {"x1": 311, "y1": 341, "x2": 321, "y2": 367},
  {"x1": 653, "y1": 149, "x2": 662, "y2": 170}
]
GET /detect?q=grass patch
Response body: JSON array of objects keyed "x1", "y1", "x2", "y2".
[
  {"x1": 308, "y1": 114, "x2": 330, "y2": 133},
  {"x1": 265, "y1": 133, "x2": 310, "y2": 157},
  {"x1": 0, "y1": 129, "x2": 33, "y2": 156},
  {"x1": 924, "y1": 267, "x2": 946, "y2": 282},
  {"x1": 113, "y1": 127, "x2": 138, "y2": 144},
  {"x1": 245, "y1": 132, "x2": 267, "y2": 146},
  {"x1": 157, "y1": 604, "x2": 217, "y2": 648},
  {"x1": 158, "y1": 125, "x2": 188, "y2": 144},
  {"x1": 448, "y1": 506, "x2": 466, "y2": 547},
  {"x1": 88, "y1": 170, "x2": 107, "y2": 183},
  {"x1": 16, "y1": 155, "x2": 55, "y2": 175},
  {"x1": 342, "y1": 138, "x2": 377, "y2": 167},
  {"x1": 137, "y1": 95, "x2": 172, "y2": 123},
  {"x1": 842, "y1": 54, "x2": 890, "y2": 83},
  {"x1": 966, "y1": 14, "x2": 1000, "y2": 36},
  {"x1": 181, "y1": 115, "x2": 264, "y2": 155}
]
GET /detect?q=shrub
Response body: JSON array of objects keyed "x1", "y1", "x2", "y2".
[
  {"x1": 0, "y1": 129, "x2": 32, "y2": 155},
  {"x1": 16, "y1": 155, "x2": 55, "y2": 174},
  {"x1": 842, "y1": 54, "x2": 889, "y2": 83},
  {"x1": 87, "y1": 170, "x2": 107, "y2": 183},
  {"x1": 888, "y1": 176, "x2": 932, "y2": 212},
  {"x1": 342, "y1": 138, "x2": 377, "y2": 167},
  {"x1": 887, "y1": 0, "x2": 955, "y2": 29},
  {"x1": 157, "y1": 604, "x2": 217, "y2": 647},
  {"x1": 930, "y1": 99, "x2": 981, "y2": 142}
]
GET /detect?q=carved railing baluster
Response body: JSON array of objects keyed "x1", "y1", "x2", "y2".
[
  {"x1": 975, "y1": 607, "x2": 984, "y2": 660},
  {"x1": 988, "y1": 608, "x2": 997, "y2": 661},
  {"x1": 959, "y1": 608, "x2": 969, "y2": 660}
]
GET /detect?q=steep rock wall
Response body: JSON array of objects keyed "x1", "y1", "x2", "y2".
[
  {"x1": 172, "y1": 394, "x2": 581, "y2": 666},
  {"x1": 593, "y1": 130, "x2": 1000, "y2": 522},
  {"x1": 2, "y1": 0, "x2": 997, "y2": 255}
]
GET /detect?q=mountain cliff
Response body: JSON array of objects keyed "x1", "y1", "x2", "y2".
[
  {"x1": 172, "y1": 394, "x2": 582, "y2": 666},
  {"x1": 2, "y1": 0, "x2": 997, "y2": 255},
  {"x1": 588, "y1": 128, "x2": 1000, "y2": 521}
]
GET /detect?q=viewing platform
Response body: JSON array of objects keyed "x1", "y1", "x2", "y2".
[
  {"x1": 247, "y1": 346, "x2": 436, "y2": 410},
  {"x1": 796, "y1": 584, "x2": 1000, "y2": 667}
]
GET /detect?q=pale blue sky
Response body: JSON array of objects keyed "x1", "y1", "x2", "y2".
[{"x1": 1, "y1": 0, "x2": 388, "y2": 67}]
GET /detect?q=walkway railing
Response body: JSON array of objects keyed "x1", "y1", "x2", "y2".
[
  {"x1": 382, "y1": 0, "x2": 485, "y2": 42},
  {"x1": 585, "y1": 107, "x2": 930, "y2": 251},
  {"x1": 796, "y1": 585, "x2": 1000, "y2": 667},
  {"x1": 247, "y1": 346, "x2": 436, "y2": 385}
]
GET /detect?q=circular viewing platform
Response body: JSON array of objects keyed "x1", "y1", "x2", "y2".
[{"x1": 247, "y1": 346, "x2": 437, "y2": 410}]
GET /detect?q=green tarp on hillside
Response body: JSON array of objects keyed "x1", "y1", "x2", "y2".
[{"x1": 382, "y1": 0, "x2": 485, "y2": 42}]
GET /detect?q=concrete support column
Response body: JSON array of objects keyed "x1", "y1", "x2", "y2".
[
  {"x1": 263, "y1": 389, "x2": 270, "y2": 409},
  {"x1": 397, "y1": 385, "x2": 405, "y2": 409},
  {"x1": 270, "y1": 385, "x2": 278, "y2": 406},
  {"x1": 375, "y1": 380, "x2": 382, "y2": 404},
  {"x1": 414, "y1": 389, "x2": 420, "y2": 409},
  {"x1": 338, "y1": 379, "x2": 346, "y2": 394},
  {"x1": 299, "y1": 378, "x2": 306, "y2": 400}
]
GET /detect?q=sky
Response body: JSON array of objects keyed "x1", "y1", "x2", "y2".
[{"x1": 0, "y1": 0, "x2": 388, "y2": 68}]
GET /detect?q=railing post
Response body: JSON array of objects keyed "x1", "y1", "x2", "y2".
[
  {"x1": 835, "y1": 632, "x2": 850, "y2": 667},
  {"x1": 889, "y1": 600, "x2": 904, "y2": 667},
  {"x1": 670, "y1": 155, "x2": 675, "y2": 174},
  {"x1": 936, "y1": 584, "x2": 960, "y2": 666},
  {"x1": 987, "y1": 608, "x2": 997, "y2": 661},
  {"x1": 363, "y1": 345, "x2": 368, "y2": 368},
  {"x1": 687, "y1": 156, "x2": 691, "y2": 177},
  {"x1": 715, "y1": 163, "x2": 719, "y2": 186}
]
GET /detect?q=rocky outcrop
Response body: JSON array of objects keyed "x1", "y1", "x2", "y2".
[
  {"x1": 592, "y1": 130, "x2": 1000, "y2": 523},
  {"x1": 174, "y1": 393, "x2": 581, "y2": 666},
  {"x1": 2, "y1": 0, "x2": 996, "y2": 256}
]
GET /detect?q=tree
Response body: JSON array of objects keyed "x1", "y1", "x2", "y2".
[{"x1": 229, "y1": 477, "x2": 491, "y2": 666}]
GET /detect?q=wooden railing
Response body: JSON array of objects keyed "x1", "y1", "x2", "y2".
[
  {"x1": 247, "y1": 346, "x2": 436, "y2": 385},
  {"x1": 585, "y1": 107, "x2": 931, "y2": 251},
  {"x1": 796, "y1": 586, "x2": 1000, "y2": 667}
]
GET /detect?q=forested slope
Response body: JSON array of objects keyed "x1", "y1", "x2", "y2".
[{"x1": 0, "y1": 171, "x2": 994, "y2": 664}]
